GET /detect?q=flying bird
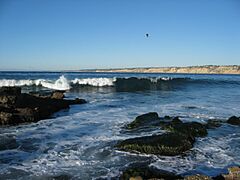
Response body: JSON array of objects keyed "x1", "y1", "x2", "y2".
[{"x1": 145, "y1": 33, "x2": 149, "y2": 38}]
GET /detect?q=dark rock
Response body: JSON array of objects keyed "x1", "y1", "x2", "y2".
[
  {"x1": 126, "y1": 112, "x2": 160, "y2": 129},
  {"x1": 15, "y1": 108, "x2": 40, "y2": 123},
  {"x1": 205, "y1": 119, "x2": 223, "y2": 129},
  {"x1": 184, "y1": 174, "x2": 212, "y2": 180},
  {"x1": 227, "y1": 116, "x2": 240, "y2": 125},
  {"x1": 0, "y1": 87, "x2": 21, "y2": 96},
  {"x1": 0, "y1": 87, "x2": 87, "y2": 126},
  {"x1": 172, "y1": 116, "x2": 183, "y2": 124},
  {"x1": 164, "y1": 115, "x2": 172, "y2": 120},
  {"x1": 116, "y1": 133, "x2": 194, "y2": 156},
  {"x1": 165, "y1": 121, "x2": 208, "y2": 138},
  {"x1": 0, "y1": 95, "x2": 17, "y2": 107},
  {"x1": 120, "y1": 163, "x2": 183, "y2": 180},
  {"x1": 51, "y1": 91, "x2": 65, "y2": 99},
  {"x1": 212, "y1": 175, "x2": 224, "y2": 180},
  {"x1": 29, "y1": 90, "x2": 53, "y2": 98},
  {"x1": 0, "y1": 111, "x2": 14, "y2": 125}
]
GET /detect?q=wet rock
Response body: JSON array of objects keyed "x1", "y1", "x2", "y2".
[
  {"x1": 51, "y1": 91, "x2": 65, "y2": 99},
  {"x1": 116, "y1": 133, "x2": 194, "y2": 156},
  {"x1": 0, "y1": 87, "x2": 87, "y2": 126},
  {"x1": 0, "y1": 87, "x2": 21, "y2": 96},
  {"x1": 0, "y1": 111, "x2": 14, "y2": 125},
  {"x1": 171, "y1": 116, "x2": 183, "y2": 124},
  {"x1": 205, "y1": 119, "x2": 223, "y2": 129},
  {"x1": 127, "y1": 112, "x2": 160, "y2": 129},
  {"x1": 227, "y1": 116, "x2": 240, "y2": 126},
  {"x1": 165, "y1": 121, "x2": 208, "y2": 138},
  {"x1": 222, "y1": 166, "x2": 240, "y2": 180},
  {"x1": 120, "y1": 163, "x2": 182, "y2": 180},
  {"x1": 184, "y1": 174, "x2": 212, "y2": 180}
]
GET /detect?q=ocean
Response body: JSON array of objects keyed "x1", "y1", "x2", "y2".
[{"x1": 0, "y1": 71, "x2": 240, "y2": 179}]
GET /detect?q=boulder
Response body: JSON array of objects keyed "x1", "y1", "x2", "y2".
[
  {"x1": 120, "y1": 163, "x2": 182, "y2": 180},
  {"x1": 0, "y1": 87, "x2": 87, "y2": 126},
  {"x1": 126, "y1": 112, "x2": 160, "y2": 129},
  {"x1": 165, "y1": 121, "x2": 208, "y2": 138},
  {"x1": 227, "y1": 116, "x2": 240, "y2": 126},
  {"x1": 116, "y1": 133, "x2": 194, "y2": 156}
]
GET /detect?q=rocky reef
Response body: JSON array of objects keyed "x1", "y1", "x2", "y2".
[
  {"x1": 117, "y1": 112, "x2": 209, "y2": 156},
  {"x1": 116, "y1": 112, "x2": 240, "y2": 179},
  {"x1": 0, "y1": 87, "x2": 86, "y2": 126}
]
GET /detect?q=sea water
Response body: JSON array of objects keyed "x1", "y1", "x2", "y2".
[{"x1": 0, "y1": 72, "x2": 239, "y2": 179}]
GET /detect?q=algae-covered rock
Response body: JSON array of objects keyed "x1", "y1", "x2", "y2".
[
  {"x1": 227, "y1": 116, "x2": 240, "y2": 126},
  {"x1": 165, "y1": 121, "x2": 208, "y2": 138},
  {"x1": 116, "y1": 133, "x2": 194, "y2": 156},
  {"x1": 127, "y1": 112, "x2": 160, "y2": 129},
  {"x1": 184, "y1": 174, "x2": 212, "y2": 180},
  {"x1": 120, "y1": 163, "x2": 182, "y2": 180}
]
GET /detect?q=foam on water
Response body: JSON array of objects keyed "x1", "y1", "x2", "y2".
[
  {"x1": 0, "y1": 75, "x2": 71, "y2": 90},
  {"x1": 71, "y1": 77, "x2": 116, "y2": 87}
]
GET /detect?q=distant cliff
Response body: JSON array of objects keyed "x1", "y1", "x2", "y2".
[{"x1": 82, "y1": 65, "x2": 240, "y2": 74}]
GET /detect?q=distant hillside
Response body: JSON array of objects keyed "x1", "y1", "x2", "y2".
[{"x1": 80, "y1": 65, "x2": 240, "y2": 74}]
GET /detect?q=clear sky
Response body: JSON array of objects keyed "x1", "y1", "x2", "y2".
[{"x1": 0, "y1": 0, "x2": 239, "y2": 70}]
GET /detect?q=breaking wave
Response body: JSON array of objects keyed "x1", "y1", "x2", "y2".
[{"x1": 0, "y1": 75, "x2": 238, "y2": 91}]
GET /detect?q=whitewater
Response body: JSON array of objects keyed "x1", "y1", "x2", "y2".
[{"x1": 0, "y1": 71, "x2": 240, "y2": 179}]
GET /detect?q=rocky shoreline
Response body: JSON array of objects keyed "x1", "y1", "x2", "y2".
[
  {"x1": 0, "y1": 87, "x2": 86, "y2": 126},
  {"x1": 80, "y1": 65, "x2": 240, "y2": 74}
]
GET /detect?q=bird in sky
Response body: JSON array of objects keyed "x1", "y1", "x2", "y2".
[{"x1": 145, "y1": 33, "x2": 149, "y2": 38}]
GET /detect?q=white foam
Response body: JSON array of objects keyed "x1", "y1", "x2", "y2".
[
  {"x1": 0, "y1": 79, "x2": 35, "y2": 87},
  {"x1": 0, "y1": 75, "x2": 71, "y2": 90},
  {"x1": 40, "y1": 75, "x2": 71, "y2": 90},
  {"x1": 71, "y1": 77, "x2": 116, "y2": 87}
]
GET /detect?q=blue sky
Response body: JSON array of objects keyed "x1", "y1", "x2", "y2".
[{"x1": 0, "y1": 0, "x2": 239, "y2": 70}]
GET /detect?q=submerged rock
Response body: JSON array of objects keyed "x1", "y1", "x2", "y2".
[
  {"x1": 227, "y1": 116, "x2": 240, "y2": 126},
  {"x1": 116, "y1": 133, "x2": 194, "y2": 156},
  {"x1": 0, "y1": 87, "x2": 87, "y2": 126},
  {"x1": 126, "y1": 112, "x2": 160, "y2": 129}
]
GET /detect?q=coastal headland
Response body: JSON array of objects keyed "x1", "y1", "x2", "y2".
[{"x1": 79, "y1": 65, "x2": 240, "y2": 74}]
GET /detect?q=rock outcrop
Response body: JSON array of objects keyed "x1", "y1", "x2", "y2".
[
  {"x1": 116, "y1": 132, "x2": 194, "y2": 156},
  {"x1": 0, "y1": 87, "x2": 86, "y2": 126},
  {"x1": 117, "y1": 113, "x2": 208, "y2": 156},
  {"x1": 227, "y1": 116, "x2": 240, "y2": 126}
]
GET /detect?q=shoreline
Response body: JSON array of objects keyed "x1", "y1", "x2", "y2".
[{"x1": 78, "y1": 65, "x2": 240, "y2": 75}]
